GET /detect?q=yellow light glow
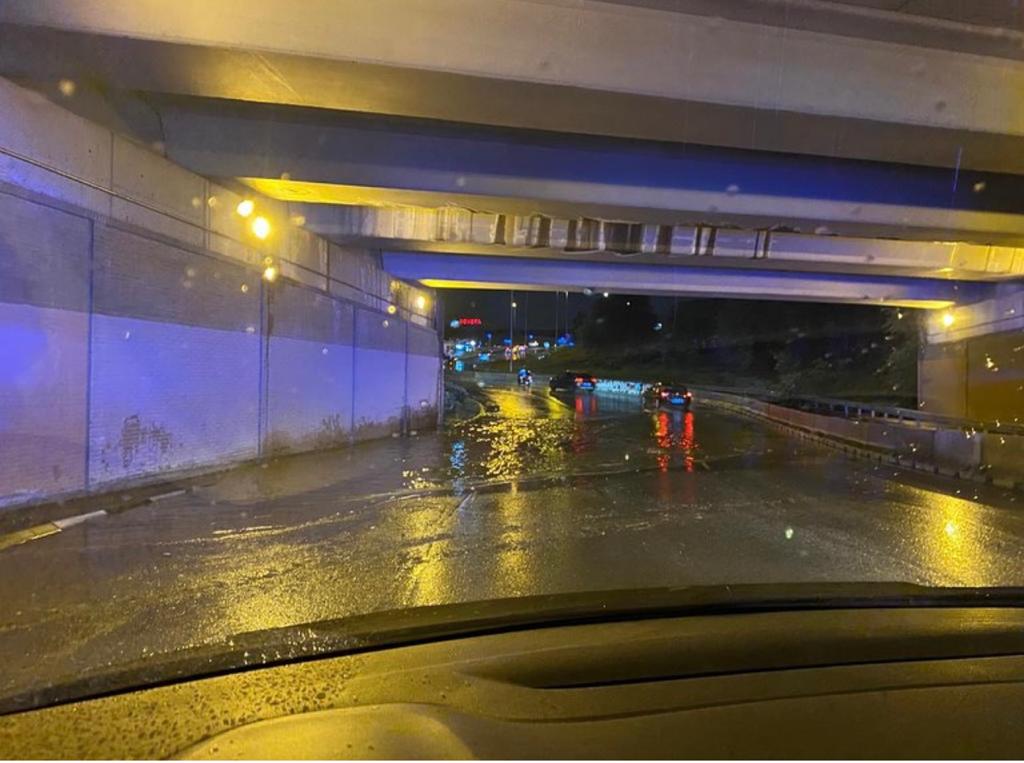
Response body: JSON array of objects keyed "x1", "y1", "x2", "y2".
[
  {"x1": 236, "y1": 199, "x2": 255, "y2": 217},
  {"x1": 942, "y1": 311, "x2": 955, "y2": 328},
  {"x1": 415, "y1": 295, "x2": 427, "y2": 310},
  {"x1": 387, "y1": 304, "x2": 397, "y2": 315},
  {"x1": 262, "y1": 266, "x2": 278, "y2": 282},
  {"x1": 251, "y1": 216, "x2": 271, "y2": 240}
]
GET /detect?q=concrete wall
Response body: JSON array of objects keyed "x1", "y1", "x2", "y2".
[
  {"x1": 0, "y1": 78, "x2": 440, "y2": 509},
  {"x1": 920, "y1": 329, "x2": 1023, "y2": 421}
]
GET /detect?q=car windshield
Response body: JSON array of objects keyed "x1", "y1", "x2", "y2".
[{"x1": 1, "y1": 0, "x2": 1023, "y2": 715}]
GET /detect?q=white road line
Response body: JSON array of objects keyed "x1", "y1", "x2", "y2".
[
  {"x1": 148, "y1": 489, "x2": 187, "y2": 503},
  {"x1": 53, "y1": 510, "x2": 108, "y2": 530}
]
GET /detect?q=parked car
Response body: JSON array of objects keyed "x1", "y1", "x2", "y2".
[
  {"x1": 644, "y1": 382, "x2": 693, "y2": 410},
  {"x1": 549, "y1": 371, "x2": 597, "y2": 393}
]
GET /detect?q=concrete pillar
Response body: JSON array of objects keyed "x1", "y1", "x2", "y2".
[{"x1": 919, "y1": 284, "x2": 1024, "y2": 422}]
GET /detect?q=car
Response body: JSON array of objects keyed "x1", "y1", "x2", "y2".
[
  {"x1": 644, "y1": 382, "x2": 693, "y2": 410},
  {"x1": 549, "y1": 370, "x2": 597, "y2": 393}
]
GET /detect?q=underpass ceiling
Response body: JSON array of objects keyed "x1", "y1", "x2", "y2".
[{"x1": 3, "y1": 7, "x2": 1024, "y2": 173}]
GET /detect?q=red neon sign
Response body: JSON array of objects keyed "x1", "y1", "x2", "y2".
[{"x1": 458, "y1": 317, "x2": 483, "y2": 326}]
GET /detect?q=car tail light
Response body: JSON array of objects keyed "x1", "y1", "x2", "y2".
[
  {"x1": 660, "y1": 390, "x2": 669, "y2": 398},
  {"x1": 685, "y1": 392, "x2": 693, "y2": 399},
  {"x1": 574, "y1": 376, "x2": 583, "y2": 384}
]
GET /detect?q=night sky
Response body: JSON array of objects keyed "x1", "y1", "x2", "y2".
[{"x1": 439, "y1": 289, "x2": 676, "y2": 339}]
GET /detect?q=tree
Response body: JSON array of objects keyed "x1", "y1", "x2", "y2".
[{"x1": 576, "y1": 295, "x2": 658, "y2": 346}]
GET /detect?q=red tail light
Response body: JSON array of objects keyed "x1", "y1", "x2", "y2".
[
  {"x1": 660, "y1": 390, "x2": 669, "y2": 398},
  {"x1": 685, "y1": 392, "x2": 693, "y2": 399},
  {"x1": 574, "y1": 376, "x2": 583, "y2": 383}
]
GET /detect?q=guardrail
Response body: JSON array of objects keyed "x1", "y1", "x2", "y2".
[
  {"x1": 772, "y1": 394, "x2": 1024, "y2": 437},
  {"x1": 693, "y1": 387, "x2": 1023, "y2": 490}
]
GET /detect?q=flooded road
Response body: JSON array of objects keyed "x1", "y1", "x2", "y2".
[{"x1": 2, "y1": 375, "x2": 1023, "y2": 703}]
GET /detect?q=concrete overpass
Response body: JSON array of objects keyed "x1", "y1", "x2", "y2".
[{"x1": 1, "y1": 0, "x2": 1022, "y2": 507}]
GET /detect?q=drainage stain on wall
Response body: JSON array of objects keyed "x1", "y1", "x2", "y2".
[{"x1": 114, "y1": 414, "x2": 175, "y2": 469}]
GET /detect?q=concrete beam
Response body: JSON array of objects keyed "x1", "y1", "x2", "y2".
[
  {"x1": 3, "y1": 0, "x2": 1021, "y2": 134},
  {"x1": 925, "y1": 284, "x2": 1024, "y2": 344},
  {"x1": 381, "y1": 250, "x2": 985, "y2": 308},
  {"x1": 3, "y1": 4, "x2": 1024, "y2": 173},
  {"x1": 120, "y1": 99, "x2": 1024, "y2": 244},
  {"x1": 295, "y1": 201, "x2": 1024, "y2": 281}
]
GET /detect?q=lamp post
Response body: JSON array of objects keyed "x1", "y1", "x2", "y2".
[{"x1": 508, "y1": 291, "x2": 517, "y2": 372}]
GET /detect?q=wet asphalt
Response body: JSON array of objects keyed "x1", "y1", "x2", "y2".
[{"x1": 2, "y1": 375, "x2": 1024, "y2": 702}]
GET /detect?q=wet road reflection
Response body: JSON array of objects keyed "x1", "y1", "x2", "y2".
[{"x1": 1, "y1": 375, "x2": 1024, "y2": 701}]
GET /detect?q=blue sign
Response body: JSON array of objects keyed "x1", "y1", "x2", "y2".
[
  {"x1": 454, "y1": 360, "x2": 465, "y2": 372},
  {"x1": 449, "y1": 319, "x2": 460, "y2": 328}
]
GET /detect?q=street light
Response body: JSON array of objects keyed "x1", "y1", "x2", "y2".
[
  {"x1": 251, "y1": 215, "x2": 271, "y2": 240},
  {"x1": 942, "y1": 311, "x2": 955, "y2": 328}
]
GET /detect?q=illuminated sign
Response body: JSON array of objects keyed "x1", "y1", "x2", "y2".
[{"x1": 457, "y1": 317, "x2": 483, "y2": 326}]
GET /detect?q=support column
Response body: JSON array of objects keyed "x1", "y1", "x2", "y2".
[{"x1": 919, "y1": 284, "x2": 1024, "y2": 421}]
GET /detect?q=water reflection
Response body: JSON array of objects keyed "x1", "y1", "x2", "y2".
[
  {"x1": 917, "y1": 491, "x2": 987, "y2": 584},
  {"x1": 653, "y1": 409, "x2": 697, "y2": 473},
  {"x1": 450, "y1": 439, "x2": 466, "y2": 494},
  {"x1": 574, "y1": 394, "x2": 598, "y2": 418}
]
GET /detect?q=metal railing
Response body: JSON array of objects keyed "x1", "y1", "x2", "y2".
[{"x1": 696, "y1": 384, "x2": 1024, "y2": 437}]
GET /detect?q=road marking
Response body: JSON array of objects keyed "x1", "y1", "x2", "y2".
[
  {"x1": 0, "y1": 523, "x2": 61, "y2": 552},
  {"x1": 456, "y1": 492, "x2": 476, "y2": 511},
  {"x1": 0, "y1": 509, "x2": 111, "y2": 552},
  {"x1": 148, "y1": 489, "x2": 187, "y2": 503},
  {"x1": 53, "y1": 510, "x2": 108, "y2": 530}
]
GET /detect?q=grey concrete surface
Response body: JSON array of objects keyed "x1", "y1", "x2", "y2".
[{"x1": 1, "y1": 377, "x2": 1023, "y2": 704}]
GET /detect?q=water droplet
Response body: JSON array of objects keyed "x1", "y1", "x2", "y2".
[
  {"x1": 57, "y1": 78, "x2": 76, "y2": 97},
  {"x1": 240, "y1": 284, "x2": 249, "y2": 293}
]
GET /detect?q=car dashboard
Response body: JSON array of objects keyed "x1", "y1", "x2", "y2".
[{"x1": 4, "y1": 607, "x2": 1024, "y2": 758}]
